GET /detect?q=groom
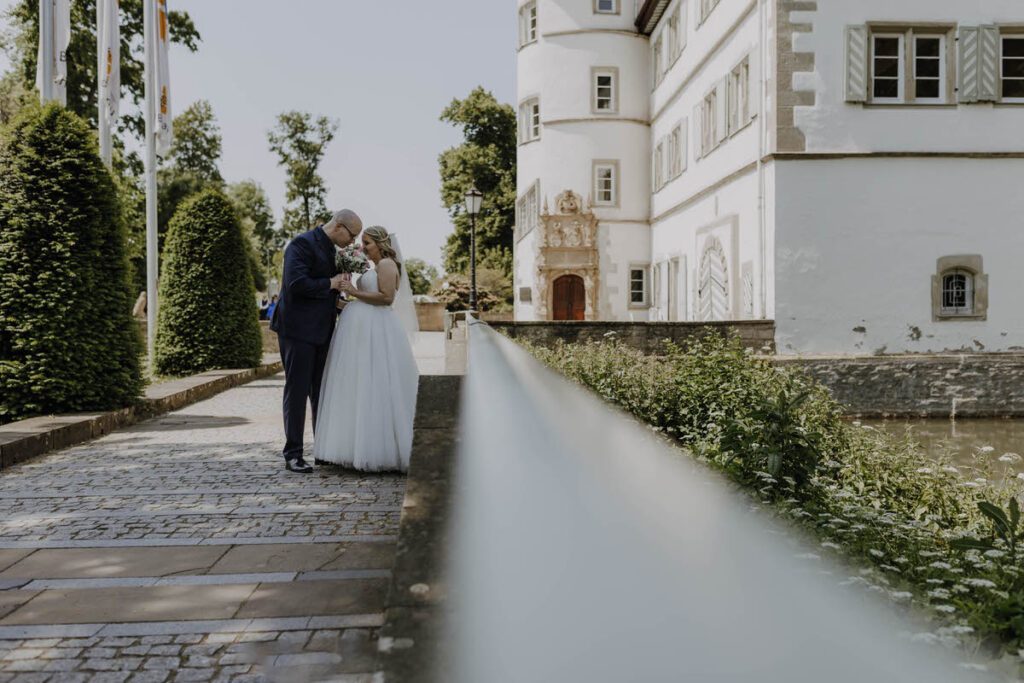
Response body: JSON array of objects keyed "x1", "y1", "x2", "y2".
[{"x1": 271, "y1": 209, "x2": 363, "y2": 473}]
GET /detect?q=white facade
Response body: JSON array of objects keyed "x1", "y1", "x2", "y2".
[{"x1": 515, "y1": 0, "x2": 1024, "y2": 354}]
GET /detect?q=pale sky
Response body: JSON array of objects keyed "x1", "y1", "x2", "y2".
[{"x1": 0, "y1": 0, "x2": 517, "y2": 269}]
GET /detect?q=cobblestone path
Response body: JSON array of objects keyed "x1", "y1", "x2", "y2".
[{"x1": 0, "y1": 374, "x2": 407, "y2": 683}]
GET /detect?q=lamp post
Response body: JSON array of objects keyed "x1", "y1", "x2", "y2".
[{"x1": 464, "y1": 186, "x2": 483, "y2": 314}]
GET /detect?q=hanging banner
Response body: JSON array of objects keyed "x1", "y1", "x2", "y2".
[
  {"x1": 35, "y1": 0, "x2": 71, "y2": 105},
  {"x1": 154, "y1": 0, "x2": 173, "y2": 156}
]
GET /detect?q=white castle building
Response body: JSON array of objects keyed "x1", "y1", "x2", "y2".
[{"x1": 514, "y1": 0, "x2": 1024, "y2": 354}]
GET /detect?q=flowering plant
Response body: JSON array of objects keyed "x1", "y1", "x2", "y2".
[{"x1": 336, "y1": 244, "x2": 370, "y2": 275}]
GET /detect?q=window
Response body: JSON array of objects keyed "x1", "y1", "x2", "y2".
[
  {"x1": 593, "y1": 161, "x2": 618, "y2": 206},
  {"x1": 728, "y1": 57, "x2": 751, "y2": 133},
  {"x1": 515, "y1": 181, "x2": 540, "y2": 241},
  {"x1": 941, "y1": 271, "x2": 973, "y2": 315},
  {"x1": 519, "y1": 2, "x2": 537, "y2": 47},
  {"x1": 653, "y1": 142, "x2": 664, "y2": 191},
  {"x1": 701, "y1": 89, "x2": 716, "y2": 155},
  {"x1": 931, "y1": 255, "x2": 988, "y2": 321},
  {"x1": 668, "y1": 7, "x2": 681, "y2": 64},
  {"x1": 669, "y1": 123, "x2": 684, "y2": 178},
  {"x1": 519, "y1": 98, "x2": 540, "y2": 143},
  {"x1": 595, "y1": 0, "x2": 618, "y2": 15},
  {"x1": 1003, "y1": 36, "x2": 1024, "y2": 100},
  {"x1": 629, "y1": 267, "x2": 648, "y2": 306},
  {"x1": 653, "y1": 35, "x2": 665, "y2": 86},
  {"x1": 593, "y1": 68, "x2": 618, "y2": 113},
  {"x1": 913, "y1": 35, "x2": 945, "y2": 101},
  {"x1": 699, "y1": 0, "x2": 720, "y2": 25},
  {"x1": 872, "y1": 33, "x2": 904, "y2": 101}
]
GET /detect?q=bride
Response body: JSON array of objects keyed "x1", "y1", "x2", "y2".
[{"x1": 313, "y1": 226, "x2": 420, "y2": 472}]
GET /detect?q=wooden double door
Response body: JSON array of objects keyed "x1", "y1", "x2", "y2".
[{"x1": 552, "y1": 275, "x2": 586, "y2": 321}]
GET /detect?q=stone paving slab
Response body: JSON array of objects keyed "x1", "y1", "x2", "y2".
[{"x1": 0, "y1": 548, "x2": 228, "y2": 581}]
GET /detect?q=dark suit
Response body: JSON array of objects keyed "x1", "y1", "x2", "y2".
[{"x1": 271, "y1": 227, "x2": 338, "y2": 462}]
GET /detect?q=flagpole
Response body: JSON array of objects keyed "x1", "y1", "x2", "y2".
[
  {"x1": 96, "y1": 0, "x2": 111, "y2": 166},
  {"x1": 39, "y1": 0, "x2": 53, "y2": 102},
  {"x1": 143, "y1": 0, "x2": 158, "y2": 366}
]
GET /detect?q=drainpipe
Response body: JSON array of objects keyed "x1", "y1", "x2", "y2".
[{"x1": 757, "y1": 0, "x2": 768, "y2": 320}]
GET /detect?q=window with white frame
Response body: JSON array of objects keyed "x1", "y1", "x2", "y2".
[
  {"x1": 728, "y1": 56, "x2": 751, "y2": 134},
  {"x1": 515, "y1": 181, "x2": 540, "y2": 241},
  {"x1": 913, "y1": 34, "x2": 945, "y2": 101},
  {"x1": 668, "y1": 9, "x2": 680, "y2": 64},
  {"x1": 701, "y1": 89, "x2": 717, "y2": 155},
  {"x1": 593, "y1": 68, "x2": 618, "y2": 113},
  {"x1": 519, "y1": 2, "x2": 537, "y2": 47},
  {"x1": 653, "y1": 35, "x2": 665, "y2": 86},
  {"x1": 670, "y1": 123, "x2": 684, "y2": 178},
  {"x1": 940, "y1": 270, "x2": 974, "y2": 316},
  {"x1": 593, "y1": 161, "x2": 618, "y2": 206},
  {"x1": 1003, "y1": 36, "x2": 1024, "y2": 100},
  {"x1": 872, "y1": 33, "x2": 904, "y2": 101},
  {"x1": 519, "y1": 98, "x2": 540, "y2": 143},
  {"x1": 595, "y1": 0, "x2": 618, "y2": 15},
  {"x1": 653, "y1": 142, "x2": 665, "y2": 191},
  {"x1": 699, "y1": 0, "x2": 720, "y2": 25},
  {"x1": 629, "y1": 267, "x2": 648, "y2": 306}
]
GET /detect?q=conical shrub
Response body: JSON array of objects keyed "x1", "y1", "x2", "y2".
[
  {"x1": 0, "y1": 103, "x2": 142, "y2": 423},
  {"x1": 154, "y1": 189, "x2": 262, "y2": 375}
]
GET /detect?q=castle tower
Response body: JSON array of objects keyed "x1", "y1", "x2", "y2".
[{"x1": 514, "y1": 0, "x2": 651, "y2": 321}]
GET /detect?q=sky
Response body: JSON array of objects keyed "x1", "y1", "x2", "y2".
[{"x1": 0, "y1": 0, "x2": 516, "y2": 269}]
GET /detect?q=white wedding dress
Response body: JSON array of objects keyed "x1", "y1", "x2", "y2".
[{"x1": 313, "y1": 267, "x2": 419, "y2": 472}]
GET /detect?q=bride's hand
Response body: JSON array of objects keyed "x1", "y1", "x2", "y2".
[{"x1": 340, "y1": 280, "x2": 358, "y2": 296}]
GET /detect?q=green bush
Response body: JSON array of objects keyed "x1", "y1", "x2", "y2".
[
  {"x1": 0, "y1": 103, "x2": 142, "y2": 423},
  {"x1": 527, "y1": 334, "x2": 1024, "y2": 662},
  {"x1": 154, "y1": 189, "x2": 262, "y2": 375}
]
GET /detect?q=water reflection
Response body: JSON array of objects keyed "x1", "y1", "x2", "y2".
[{"x1": 863, "y1": 419, "x2": 1024, "y2": 472}]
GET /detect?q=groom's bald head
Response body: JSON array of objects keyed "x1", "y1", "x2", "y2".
[{"x1": 324, "y1": 209, "x2": 363, "y2": 247}]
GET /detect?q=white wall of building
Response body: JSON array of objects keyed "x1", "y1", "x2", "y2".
[
  {"x1": 793, "y1": 0, "x2": 1024, "y2": 153},
  {"x1": 775, "y1": 158, "x2": 1024, "y2": 355}
]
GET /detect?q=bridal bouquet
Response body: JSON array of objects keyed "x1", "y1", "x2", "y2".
[{"x1": 336, "y1": 244, "x2": 369, "y2": 275}]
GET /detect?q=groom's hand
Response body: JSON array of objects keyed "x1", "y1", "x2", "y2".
[{"x1": 329, "y1": 274, "x2": 346, "y2": 291}]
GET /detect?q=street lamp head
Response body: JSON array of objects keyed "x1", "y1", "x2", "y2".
[{"x1": 465, "y1": 186, "x2": 483, "y2": 216}]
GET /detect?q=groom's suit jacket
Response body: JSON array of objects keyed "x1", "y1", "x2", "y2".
[{"x1": 271, "y1": 226, "x2": 339, "y2": 346}]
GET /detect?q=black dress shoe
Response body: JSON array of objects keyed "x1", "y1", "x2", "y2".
[
  {"x1": 314, "y1": 458, "x2": 330, "y2": 467},
  {"x1": 285, "y1": 458, "x2": 313, "y2": 474}
]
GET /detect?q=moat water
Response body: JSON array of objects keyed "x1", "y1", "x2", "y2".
[{"x1": 863, "y1": 418, "x2": 1024, "y2": 474}]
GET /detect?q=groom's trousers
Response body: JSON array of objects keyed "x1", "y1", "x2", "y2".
[{"x1": 279, "y1": 335, "x2": 331, "y2": 462}]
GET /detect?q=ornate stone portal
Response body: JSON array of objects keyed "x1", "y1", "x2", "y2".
[{"x1": 535, "y1": 190, "x2": 600, "y2": 320}]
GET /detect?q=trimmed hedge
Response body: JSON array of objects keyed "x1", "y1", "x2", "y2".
[
  {"x1": 154, "y1": 189, "x2": 262, "y2": 375},
  {"x1": 0, "y1": 103, "x2": 142, "y2": 423}
]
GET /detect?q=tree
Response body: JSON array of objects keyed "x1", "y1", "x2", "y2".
[
  {"x1": 430, "y1": 273, "x2": 503, "y2": 313},
  {"x1": 267, "y1": 111, "x2": 338, "y2": 235},
  {"x1": 228, "y1": 180, "x2": 283, "y2": 289},
  {"x1": 0, "y1": 103, "x2": 142, "y2": 423},
  {"x1": 404, "y1": 258, "x2": 439, "y2": 296},
  {"x1": 154, "y1": 189, "x2": 262, "y2": 376},
  {"x1": 0, "y1": 71, "x2": 31, "y2": 128},
  {"x1": 438, "y1": 87, "x2": 516, "y2": 278},
  {"x1": 5, "y1": 0, "x2": 200, "y2": 139},
  {"x1": 167, "y1": 100, "x2": 222, "y2": 182}
]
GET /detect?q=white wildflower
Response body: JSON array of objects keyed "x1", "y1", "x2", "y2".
[
  {"x1": 942, "y1": 466, "x2": 959, "y2": 474},
  {"x1": 974, "y1": 477, "x2": 987, "y2": 484},
  {"x1": 979, "y1": 446, "x2": 995, "y2": 453},
  {"x1": 960, "y1": 481, "x2": 980, "y2": 488},
  {"x1": 820, "y1": 542, "x2": 841, "y2": 550},
  {"x1": 929, "y1": 561, "x2": 953, "y2": 570},
  {"x1": 928, "y1": 588, "x2": 951, "y2": 599},
  {"x1": 1018, "y1": 473, "x2": 1024, "y2": 481},
  {"x1": 918, "y1": 551, "x2": 940, "y2": 558},
  {"x1": 880, "y1": 565, "x2": 901, "y2": 573},
  {"x1": 983, "y1": 549, "x2": 1006, "y2": 559},
  {"x1": 926, "y1": 579, "x2": 946, "y2": 585},
  {"x1": 894, "y1": 556, "x2": 910, "y2": 564},
  {"x1": 991, "y1": 590, "x2": 1010, "y2": 599},
  {"x1": 869, "y1": 549, "x2": 885, "y2": 558},
  {"x1": 963, "y1": 578, "x2": 997, "y2": 588},
  {"x1": 947, "y1": 625, "x2": 974, "y2": 635},
  {"x1": 916, "y1": 467, "x2": 934, "y2": 474},
  {"x1": 999, "y1": 453, "x2": 1022, "y2": 463},
  {"x1": 889, "y1": 591, "x2": 913, "y2": 602},
  {"x1": 934, "y1": 604, "x2": 957, "y2": 614},
  {"x1": 951, "y1": 584, "x2": 970, "y2": 594}
]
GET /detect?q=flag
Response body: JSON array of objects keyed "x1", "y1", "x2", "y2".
[
  {"x1": 35, "y1": 0, "x2": 71, "y2": 105},
  {"x1": 154, "y1": 0, "x2": 173, "y2": 156},
  {"x1": 99, "y1": 0, "x2": 120, "y2": 119}
]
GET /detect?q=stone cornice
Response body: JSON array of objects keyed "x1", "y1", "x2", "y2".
[{"x1": 636, "y1": 0, "x2": 671, "y2": 35}]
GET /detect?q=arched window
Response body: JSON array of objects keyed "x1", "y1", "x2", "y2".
[
  {"x1": 940, "y1": 269, "x2": 974, "y2": 315},
  {"x1": 698, "y1": 238, "x2": 729, "y2": 322}
]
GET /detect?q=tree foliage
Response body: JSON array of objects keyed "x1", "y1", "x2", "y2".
[
  {"x1": 6, "y1": 0, "x2": 200, "y2": 139},
  {"x1": 154, "y1": 189, "x2": 262, "y2": 376},
  {"x1": 267, "y1": 111, "x2": 338, "y2": 236},
  {"x1": 167, "y1": 100, "x2": 222, "y2": 183},
  {"x1": 228, "y1": 180, "x2": 282, "y2": 289},
  {"x1": 404, "y1": 258, "x2": 439, "y2": 296},
  {"x1": 438, "y1": 87, "x2": 516, "y2": 277},
  {"x1": 0, "y1": 103, "x2": 142, "y2": 422}
]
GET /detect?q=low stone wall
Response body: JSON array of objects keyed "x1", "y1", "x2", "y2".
[
  {"x1": 416, "y1": 302, "x2": 446, "y2": 332},
  {"x1": 490, "y1": 320, "x2": 776, "y2": 353},
  {"x1": 777, "y1": 354, "x2": 1024, "y2": 419}
]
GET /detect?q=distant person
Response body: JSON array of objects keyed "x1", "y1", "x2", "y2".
[
  {"x1": 266, "y1": 295, "x2": 279, "y2": 322},
  {"x1": 259, "y1": 297, "x2": 269, "y2": 321}
]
